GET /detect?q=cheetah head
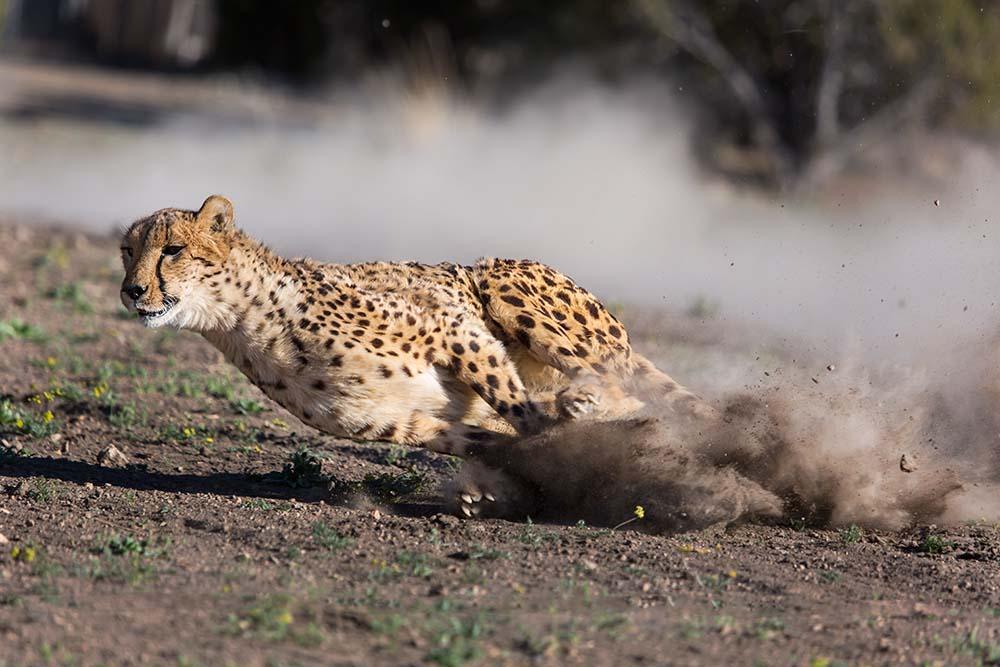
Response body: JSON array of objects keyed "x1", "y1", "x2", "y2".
[{"x1": 120, "y1": 195, "x2": 235, "y2": 329}]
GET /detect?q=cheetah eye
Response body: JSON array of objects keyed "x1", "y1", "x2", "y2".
[
  {"x1": 162, "y1": 245, "x2": 185, "y2": 256},
  {"x1": 121, "y1": 247, "x2": 133, "y2": 259}
]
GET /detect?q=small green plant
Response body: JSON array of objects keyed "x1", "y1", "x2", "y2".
[
  {"x1": 839, "y1": 524, "x2": 863, "y2": 544},
  {"x1": 361, "y1": 469, "x2": 430, "y2": 500},
  {"x1": 95, "y1": 534, "x2": 149, "y2": 557},
  {"x1": 85, "y1": 534, "x2": 158, "y2": 586},
  {"x1": 45, "y1": 282, "x2": 93, "y2": 313},
  {"x1": 107, "y1": 401, "x2": 141, "y2": 429},
  {"x1": 949, "y1": 626, "x2": 1000, "y2": 663},
  {"x1": 205, "y1": 376, "x2": 235, "y2": 400},
  {"x1": 0, "y1": 400, "x2": 58, "y2": 438},
  {"x1": 26, "y1": 479, "x2": 57, "y2": 503},
  {"x1": 223, "y1": 594, "x2": 323, "y2": 646},
  {"x1": 427, "y1": 616, "x2": 486, "y2": 667},
  {"x1": 244, "y1": 498, "x2": 275, "y2": 511},
  {"x1": 281, "y1": 449, "x2": 325, "y2": 488},
  {"x1": 818, "y1": 569, "x2": 842, "y2": 584},
  {"x1": 385, "y1": 443, "x2": 410, "y2": 466},
  {"x1": 370, "y1": 614, "x2": 406, "y2": 635},
  {"x1": 518, "y1": 518, "x2": 559, "y2": 547},
  {"x1": 466, "y1": 545, "x2": 509, "y2": 561},
  {"x1": 919, "y1": 534, "x2": 955, "y2": 555},
  {"x1": 752, "y1": 617, "x2": 785, "y2": 641},
  {"x1": 396, "y1": 551, "x2": 435, "y2": 578},
  {"x1": 0, "y1": 319, "x2": 47, "y2": 343},
  {"x1": 311, "y1": 521, "x2": 352, "y2": 552},
  {"x1": 231, "y1": 397, "x2": 265, "y2": 415}
]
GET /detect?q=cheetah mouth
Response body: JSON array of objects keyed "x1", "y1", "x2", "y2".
[{"x1": 136, "y1": 299, "x2": 177, "y2": 324}]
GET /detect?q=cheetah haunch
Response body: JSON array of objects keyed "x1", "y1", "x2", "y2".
[{"x1": 120, "y1": 195, "x2": 708, "y2": 458}]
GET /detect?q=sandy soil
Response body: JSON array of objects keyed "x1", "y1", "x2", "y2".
[{"x1": 1, "y1": 221, "x2": 999, "y2": 667}]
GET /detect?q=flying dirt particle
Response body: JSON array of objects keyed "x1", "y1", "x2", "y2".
[
  {"x1": 826, "y1": 364, "x2": 836, "y2": 371},
  {"x1": 934, "y1": 199, "x2": 941, "y2": 206},
  {"x1": 900, "y1": 454, "x2": 917, "y2": 473},
  {"x1": 811, "y1": 377, "x2": 819, "y2": 384},
  {"x1": 96, "y1": 445, "x2": 128, "y2": 467}
]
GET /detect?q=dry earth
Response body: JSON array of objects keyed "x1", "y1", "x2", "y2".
[{"x1": 1, "y1": 221, "x2": 999, "y2": 667}]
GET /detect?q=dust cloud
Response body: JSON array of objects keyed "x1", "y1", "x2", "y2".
[
  {"x1": 3, "y1": 74, "x2": 1000, "y2": 529},
  {"x1": 455, "y1": 354, "x2": 1000, "y2": 532}
]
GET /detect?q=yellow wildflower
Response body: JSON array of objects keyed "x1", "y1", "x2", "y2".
[{"x1": 634, "y1": 505, "x2": 645, "y2": 519}]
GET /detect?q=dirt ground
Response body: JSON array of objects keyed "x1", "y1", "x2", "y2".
[{"x1": 1, "y1": 220, "x2": 999, "y2": 667}]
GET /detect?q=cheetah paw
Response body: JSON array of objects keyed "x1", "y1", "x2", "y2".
[
  {"x1": 457, "y1": 488, "x2": 497, "y2": 518},
  {"x1": 557, "y1": 383, "x2": 602, "y2": 420}
]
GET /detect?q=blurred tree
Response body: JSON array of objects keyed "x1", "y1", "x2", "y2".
[
  {"x1": 632, "y1": 0, "x2": 1000, "y2": 190},
  {"x1": 3, "y1": 0, "x2": 999, "y2": 190},
  {"x1": 882, "y1": 0, "x2": 1000, "y2": 130}
]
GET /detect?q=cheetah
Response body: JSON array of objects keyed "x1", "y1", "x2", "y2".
[{"x1": 119, "y1": 195, "x2": 710, "y2": 490}]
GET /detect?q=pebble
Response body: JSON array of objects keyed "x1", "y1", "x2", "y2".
[
  {"x1": 431, "y1": 513, "x2": 459, "y2": 528},
  {"x1": 97, "y1": 445, "x2": 128, "y2": 467}
]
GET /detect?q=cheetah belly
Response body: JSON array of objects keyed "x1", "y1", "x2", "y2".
[
  {"x1": 304, "y1": 367, "x2": 454, "y2": 439},
  {"x1": 238, "y1": 353, "x2": 458, "y2": 441}
]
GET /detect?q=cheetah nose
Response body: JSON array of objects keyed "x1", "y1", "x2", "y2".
[{"x1": 124, "y1": 284, "x2": 147, "y2": 300}]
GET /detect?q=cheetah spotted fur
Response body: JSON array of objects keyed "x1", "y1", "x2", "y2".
[{"x1": 119, "y1": 196, "x2": 710, "y2": 507}]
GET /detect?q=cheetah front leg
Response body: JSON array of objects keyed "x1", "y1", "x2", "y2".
[{"x1": 432, "y1": 321, "x2": 555, "y2": 435}]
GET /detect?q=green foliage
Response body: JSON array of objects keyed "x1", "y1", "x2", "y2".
[
  {"x1": 882, "y1": 0, "x2": 1000, "y2": 128},
  {"x1": 311, "y1": 521, "x2": 352, "y2": 552},
  {"x1": 0, "y1": 399, "x2": 58, "y2": 438},
  {"x1": 0, "y1": 319, "x2": 46, "y2": 343},
  {"x1": 85, "y1": 534, "x2": 160, "y2": 585},
  {"x1": 26, "y1": 479, "x2": 57, "y2": 503},
  {"x1": 94, "y1": 534, "x2": 149, "y2": 557},
  {"x1": 919, "y1": 534, "x2": 955, "y2": 554},
  {"x1": 223, "y1": 594, "x2": 324, "y2": 646},
  {"x1": 281, "y1": 449, "x2": 325, "y2": 488},
  {"x1": 427, "y1": 616, "x2": 487, "y2": 667},
  {"x1": 45, "y1": 282, "x2": 93, "y2": 313},
  {"x1": 230, "y1": 397, "x2": 265, "y2": 415},
  {"x1": 205, "y1": 376, "x2": 235, "y2": 400},
  {"x1": 361, "y1": 469, "x2": 430, "y2": 501},
  {"x1": 839, "y1": 524, "x2": 863, "y2": 544}
]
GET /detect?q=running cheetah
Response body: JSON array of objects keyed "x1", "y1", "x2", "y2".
[{"x1": 119, "y1": 195, "x2": 709, "y2": 472}]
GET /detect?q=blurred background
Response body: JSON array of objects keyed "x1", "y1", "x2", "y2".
[{"x1": 2, "y1": 0, "x2": 1000, "y2": 364}]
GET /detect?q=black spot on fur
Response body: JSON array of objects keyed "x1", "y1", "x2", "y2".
[{"x1": 501, "y1": 294, "x2": 526, "y2": 308}]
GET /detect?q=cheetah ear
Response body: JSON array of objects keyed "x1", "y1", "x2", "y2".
[{"x1": 195, "y1": 195, "x2": 235, "y2": 235}]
